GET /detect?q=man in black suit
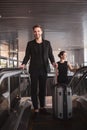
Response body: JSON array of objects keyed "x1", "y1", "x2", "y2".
[{"x1": 20, "y1": 24, "x2": 57, "y2": 116}]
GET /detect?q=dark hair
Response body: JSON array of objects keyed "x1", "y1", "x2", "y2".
[
  {"x1": 58, "y1": 51, "x2": 66, "y2": 58},
  {"x1": 32, "y1": 24, "x2": 43, "y2": 30}
]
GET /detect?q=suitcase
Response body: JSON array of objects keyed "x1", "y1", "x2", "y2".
[{"x1": 52, "y1": 83, "x2": 72, "y2": 119}]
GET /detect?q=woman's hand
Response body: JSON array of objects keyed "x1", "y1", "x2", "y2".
[{"x1": 19, "y1": 64, "x2": 26, "y2": 69}]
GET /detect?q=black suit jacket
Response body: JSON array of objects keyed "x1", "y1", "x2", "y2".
[{"x1": 22, "y1": 39, "x2": 55, "y2": 73}]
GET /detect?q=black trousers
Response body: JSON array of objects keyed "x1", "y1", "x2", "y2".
[{"x1": 30, "y1": 71, "x2": 47, "y2": 109}]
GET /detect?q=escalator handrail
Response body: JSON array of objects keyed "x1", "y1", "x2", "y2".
[
  {"x1": 68, "y1": 66, "x2": 87, "y2": 87},
  {"x1": 71, "y1": 71, "x2": 87, "y2": 94},
  {"x1": 0, "y1": 68, "x2": 24, "y2": 84},
  {"x1": 68, "y1": 66, "x2": 87, "y2": 94}
]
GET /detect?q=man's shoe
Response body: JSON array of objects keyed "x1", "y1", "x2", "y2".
[{"x1": 39, "y1": 108, "x2": 50, "y2": 115}]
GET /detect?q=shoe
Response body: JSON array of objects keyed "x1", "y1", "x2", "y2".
[{"x1": 39, "y1": 108, "x2": 50, "y2": 115}]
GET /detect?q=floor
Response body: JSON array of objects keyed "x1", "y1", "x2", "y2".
[{"x1": 29, "y1": 96, "x2": 87, "y2": 130}]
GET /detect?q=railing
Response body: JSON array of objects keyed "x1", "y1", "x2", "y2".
[
  {"x1": 68, "y1": 66, "x2": 87, "y2": 96},
  {"x1": 0, "y1": 68, "x2": 31, "y2": 129},
  {"x1": 0, "y1": 68, "x2": 22, "y2": 84},
  {"x1": 0, "y1": 68, "x2": 24, "y2": 112}
]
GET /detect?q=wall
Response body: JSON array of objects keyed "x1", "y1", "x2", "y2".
[{"x1": 18, "y1": 30, "x2": 31, "y2": 66}]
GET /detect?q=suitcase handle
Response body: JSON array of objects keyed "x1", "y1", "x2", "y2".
[{"x1": 54, "y1": 68, "x2": 58, "y2": 84}]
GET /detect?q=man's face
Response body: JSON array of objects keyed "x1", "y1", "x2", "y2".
[{"x1": 33, "y1": 27, "x2": 43, "y2": 39}]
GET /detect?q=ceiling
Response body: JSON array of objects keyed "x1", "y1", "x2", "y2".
[
  {"x1": 0, "y1": 0, "x2": 87, "y2": 31},
  {"x1": 0, "y1": 0, "x2": 87, "y2": 50}
]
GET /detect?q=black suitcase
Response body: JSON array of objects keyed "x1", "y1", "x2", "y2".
[{"x1": 52, "y1": 83, "x2": 72, "y2": 119}]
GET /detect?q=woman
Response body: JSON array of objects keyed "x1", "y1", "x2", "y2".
[{"x1": 57, "y1": 51, "x2": 77, "y2": 84}]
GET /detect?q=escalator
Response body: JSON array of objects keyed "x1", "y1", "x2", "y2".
[
  {"x1": 0, "y1": 68, "x2": 32, "y2": 130},
  {"x1": 68, "y1": 66, "x2": 87, "y2": 122},
  {"x1": 1, "y1": 67, "x2": 87, "y2": 130}
]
